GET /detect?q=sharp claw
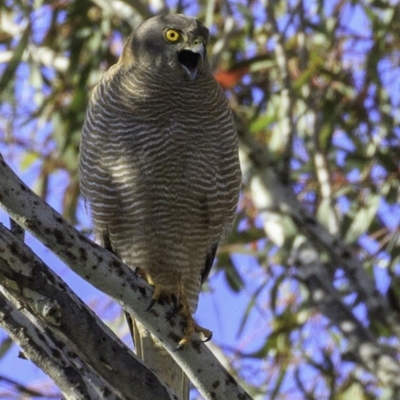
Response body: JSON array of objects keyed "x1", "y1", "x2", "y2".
[
  {"x1": 202, "y1": 332, "x2": 213, "y2": 343},
  {"x1": 146, "y1": 298, "x2": 156, "y2": 312},
  {"x1": 174, "y1": 337, "x2": 188, "y2": 351},
  {"x1": 134, "y1": 267, "x2": 143, "y2": 279},
  {"x1": 174, "y1": 343, "x2": 184, "y2": 352},
  {"x1": 171, "y1": 293, "x2": 178, "y2": 310},
  {"x1": 166, "y1": 303, "x2": 183, "y2": 321}
]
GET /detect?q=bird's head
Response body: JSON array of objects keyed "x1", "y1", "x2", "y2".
[{"x1": 122, "y1": 14, "x2": 210, "y2": 82}]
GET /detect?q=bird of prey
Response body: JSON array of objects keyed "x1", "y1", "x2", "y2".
[{"x1": 79, "y1": 14, "x2": 241, "y2": 400}]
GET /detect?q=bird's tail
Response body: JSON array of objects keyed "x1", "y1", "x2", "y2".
[{"x1": 130, "y1": 317, "x2": 190, "y2": 400}]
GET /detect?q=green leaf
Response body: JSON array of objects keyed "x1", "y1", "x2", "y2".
[
  {"x1": 344, "y1": 193, "x2": 381, "y2": 244},
  {"x1": 0, "y1": 23, "x2": 30, "y2": 94},
  {"x1": 20, "y1": 151, "x2": 39, "y2": 171}
]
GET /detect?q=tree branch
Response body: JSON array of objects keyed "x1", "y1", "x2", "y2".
[
  {"x1": 0, "y1": 157, "x2": 251, "y2": 400},
  {"x1": 237, "y1": 124, "x2": 400, "y2": 332},
  {"x1": 294, "y1": 240, "x2": 400, "y2": 391},
  {"x1": 237, "y1": 123, "x2": 400, "y2": 390},
  {"x1": 0, "y1": 293, "x2": 118, "y2": 400},
  {"x1": 0, "y1": 223, "x2": 176, "y2": 400}
]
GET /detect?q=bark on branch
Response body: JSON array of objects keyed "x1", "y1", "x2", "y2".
[
  {"x1": 0, "y1": 156, "x2": 251, "y2": 400},
  {"x1": 0, "y1": 223, "x2": 176, "y2": 400},
  {"x1": 237, "y1": 123, "x2": 400, "y2": 391}
]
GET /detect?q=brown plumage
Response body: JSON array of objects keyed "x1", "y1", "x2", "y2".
[{"x1": 79, "y1": 14, "x2": 241, "y2": 400}]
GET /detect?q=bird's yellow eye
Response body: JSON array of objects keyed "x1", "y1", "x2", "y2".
[{"x1": 165, "y1": 29, "x2": 180, "y2": 42}]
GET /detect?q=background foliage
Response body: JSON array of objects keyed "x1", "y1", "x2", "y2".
[{"x1": 1, "y1": 0, "x2": 400, "y2": 398}]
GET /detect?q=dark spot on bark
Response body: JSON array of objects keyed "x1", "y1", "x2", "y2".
[
  {"x1": 19, "y1": 252, "x2": 30, "y2": 264},
  {"x1": 225, "y1": 374, "x2": 236, "y2": 385},
  {"x1": 9, "y1": 242, "x2": 19, "y2": 256},
  {"x1": 37, "y1": 333, "x2": 45, "y2": 342},
  {"x1": 64, "y1": 250, "x2": 77, "y2": 263},
  {"x1": 97, "y1": 256, "x2": 104, "y2": 263},
  {"x1": 55, "y1": 216, "x2": 63, "y2": 224},
  {"x1": 92, "y1": 264, "x2": 98, "y2": 270},
  {"x1": 33, "y1": 201, "x2": 39, "y2": 205},
  {"x1": 212, "y1": 380, "x2": 220, "y2": 389},
  {"x1": 85, "y1": 274, "x2": 91, "y2": 280},
  {"x1": 191, "y1": 340, "x2": 201, "y2": 354},
  {"x1": 52, "y1": 349, "x2": 61, "y2": 358},
  {"x1": 139, "y1": 286, "x2": 146, "y2": 296},
  {"x1": 168, "y1": 331, "x2": 181, "y2": 344},
  {"x1": 20, "y1": 183, "x2": 27, "y2": 191},
  {"x1": 144, "y1": 372, "x2": 157, "y2": 386},
  {"x1": 77, "y1": 232, "x2": 87, "y2": 241},
  {"x1": 197, "y1": 369, "x2": 202, "y2": 373},
  {"x1": 238, "y1": 394, "x2": 246, "y2": 399},
  {"x1": 53, "y1": 228, "x2": 65, "y2": 244},
  {"x1": 78, "y1": 247, "x2": 87, "y2": 262},
  {"x1": 47, "y1": 273, "x2": 55, "y2": 283},
  {"x1": 149, "y1": 309, "x2": 159, "y2": 317},
  {"x1": 210, "y1": 392, "x2": 217, "y2": 398}
]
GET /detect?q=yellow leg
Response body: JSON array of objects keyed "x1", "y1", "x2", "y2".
[
  {"x1": 175, "y1": 301, "x2": 212, "y2": 350},
  {"x1": 141, "y1": 277, "x2": 213, "y2": 349}
]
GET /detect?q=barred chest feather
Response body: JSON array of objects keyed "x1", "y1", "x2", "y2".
[{"x1": 80, "y1": 66, "x2": 241, "y2": 311}]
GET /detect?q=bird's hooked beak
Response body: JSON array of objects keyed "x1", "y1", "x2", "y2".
[{"x1": 177, "y1": 41, "x2": 205, "y2": 81}]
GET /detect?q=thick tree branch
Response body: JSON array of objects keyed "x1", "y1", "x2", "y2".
[
  {"x1": 0, "y1": 223, "x2": 176, "y2": 400},
  {"x1": 294, "y1": 240, "x2": 400, "y2": 391},
  {"x1": 0, "y1": 293, "x2": 118, "y2": 400},
  {"x1": 0, "y1": 157, "x2": 251, "y2": 400}
]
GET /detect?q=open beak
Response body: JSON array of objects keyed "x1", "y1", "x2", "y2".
[{"x1": 177, "y1": 42, "x2": 205, "y2": 81}]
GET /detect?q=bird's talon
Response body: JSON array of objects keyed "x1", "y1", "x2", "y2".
[
  {"x1": 174, "y1": 336, "x2": 189, "y2": 351},
  {"x1": 174, "y1": 343, "x2": 184, "y2": 352},
  {"x1": 202, "y1": 333, "x2": 212, "y2": 343},
  {"x1": 166, "y1": 303, "x2": 183, "y2": 321},
  {"x1": 146, "y1": 298, "x2": 156, "y2": 312},
  {"x1": 171, "y1": 293, "x2": 179, "y2": 311},
  {"x1": 134, "y1": 266, "x2": 148, "y2": 281},
  {"x1": 194, "y1": 325, "x2": 212, "y2": 342}
]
